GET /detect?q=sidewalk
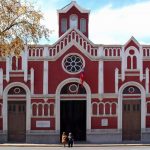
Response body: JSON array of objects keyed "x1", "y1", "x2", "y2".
[{"x1": 0, "y1": 143, "x2": 150, "y2": 147}]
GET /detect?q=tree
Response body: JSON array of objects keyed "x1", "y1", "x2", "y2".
[{"x1": 0, "y1": 0, "x2": 50, "y2": 56}]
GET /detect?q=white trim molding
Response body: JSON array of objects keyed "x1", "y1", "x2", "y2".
[
  {"x1": 6, "y1": 57, "x2": 10, "y2": 82},
  {"x1": 0, "y1": 68, "x2": 3, "y2": 95},
  {"x1": 43, "y1": 60, "x2": 48, "y2": 94},
  {"x1": 139, "y1": 46, "x2": 143, "y2": 81},
  {"x1": 146, "y1": 68, "x2": 149, "y2": 94},
  {"x1": 118, "y1": 82, "x2": 146, "y2": 130},
  {"x1": 55, "y1": 78, "x2": 91, "y2": 132},
  {"x1": 121, "y1": 46, "x2": 125, "y2": 81},
  {"x1": 23, "y1": 47, "x2": 28, "y2": 82},
  {"x1": 99, "y1": 60, "x2": 104, "y2": 94},
  {"x1": 57, "y1": 1, "x2": 90, "y2": 14},
  {"x1": 115, "y1": 68, "x2": 119, "y2": 93},
  {"x1": 30, "y1": 68, "x2": 34, "y2": 94},
  {"x1": 2, "y1": 82, "x2": 31, "y2": 132},
  {"x1": 98, "y1": 46, "x2": 104, "y2": 94}
]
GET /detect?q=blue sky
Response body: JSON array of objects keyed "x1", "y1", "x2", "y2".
[{"x1": 35, "y1": 0, "x2": 150, "y2": 45}]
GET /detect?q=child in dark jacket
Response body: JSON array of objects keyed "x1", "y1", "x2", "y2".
[{"x1": 68, "y1": 132, "x2": 74, "y2": 147}]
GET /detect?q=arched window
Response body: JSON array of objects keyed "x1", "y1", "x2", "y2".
[
  {"x1": 80, "y1": 18, "x2": 86, "y2": 33},
  {"x1": 123, "y1": 86, "x2": 141, "y2": 94},
  {"x1": 99, "y1": 103, "x2": 104, "y2": 115},
  {"x1": 38, "y1": 104, "x2": 43, "y2": 116},
  {"x1": 127, "y1": 56, "x2": 131, "y2": 69},
  {"x1": 50, "y1": 104, "x2": 54, "y2": 116},
  {"x1": 127, "y1": 49, "x2": 137, "y2": 70},
  {"x1": 18, "y1": 56, "x2": 22, "y2": 70},
  {"x1": 70, "y1": 14, "x2": 78, "y2": 29},
  {"x1": 111, "y1": 103, "x2": 117, "y2": 115},
  {"x1": 12, "y1": 56, "x2": 16, "y2": 70},
  {"x1": 32, "y1": 104, "x2": 37, "y2": 116},
  {"x1": 61, "y1": 18, "x2": 67, "y2": 33},
  {"x1": 92, "y1": 103, "x2": 97, "y2": 115},
  {"x1": 105, "y1": 103, "x2": 111, "y2": 115},
  {"x1": 12, "y1": 56, "x2": 22, "y2": 70},
  {"x1": 44, "y1": 104, "x2": 48, "y2": 116}
]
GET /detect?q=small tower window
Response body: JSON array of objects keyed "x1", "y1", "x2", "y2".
[
  {"x1": 80, "y1": 18, "x2": 86, "y2": 33},
  {"x1": 61, "y1": 18, "x2": 67, "y2": 33},
  {"x1": 127, "y1": 49, "x2": 137, "y2": 70},
  {"x1": 70, "y1": 14, "x2": 78, "y2": 29}
]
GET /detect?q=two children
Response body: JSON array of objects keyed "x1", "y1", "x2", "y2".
[{"x1": 62, "y1": 132, "x2": 74, "y2": 147}]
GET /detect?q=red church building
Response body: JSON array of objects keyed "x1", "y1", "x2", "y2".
[{"x1": 0, "y1": 1, "x2": 150, "y2": 143}]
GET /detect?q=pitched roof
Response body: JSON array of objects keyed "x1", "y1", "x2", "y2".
[
  {"x1": 124, "y1": 36, "x2": 140, "y2": 47},
  {"x1": 57, "y1": 1, "x2": 90, "y2": 14}
]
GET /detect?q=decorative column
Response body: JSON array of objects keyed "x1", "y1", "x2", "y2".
[
  {"x1": 0, "y1": 68, "x2": 3, "y2": 95},
  {"x1": 43, "y1": 46, "x2": 48, "y2": 95},
  {"x1": 121, "y1": 46, "x2": 125, "y2": 81},
  {"x1": 140, "y1": 46, "x2": 143, "y2": 81},
  {"x1": 115, "y1": 68, "x2": 119, "y2": 93},
  {"x1": 6, "y1": 57, "x2": 10, "y2": 82},
  {"x1": 146, "y1": 68, "x2": 149, "y2": 94},
  {"x1": 23, "y1": 45, "x2": 28, "y2": 82},
  {"x1": 98, "y1": 46, "x2": 104, "y2": 94},
  {"x1": 30, "y1": 68, "x2": 34, "y2": 94}
]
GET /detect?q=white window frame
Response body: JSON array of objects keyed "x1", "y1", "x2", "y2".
[
  {"x1": 80, "y1": 18, "x2": 86, "y2": 33},
  {"x1": 70, "y1": 14, "x2": 78, "y2": 29},
  {"x1": 61, "y1": 18, "x2": 67, "y2": 33}
]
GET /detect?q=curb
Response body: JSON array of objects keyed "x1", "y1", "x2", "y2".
[{"x1": 0, "y1": 144, "x2": 150, "y2": 147}]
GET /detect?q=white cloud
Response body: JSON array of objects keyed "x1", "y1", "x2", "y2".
[
  {"x1": 41, "y1": 9, "x2": 58, "y2": 44},
  {"x1": 89, "y1": 2, "x2": 150, "y2": 44},
  {"x1": 39, "y1": 1, "x2": 150, "y2": 45}
]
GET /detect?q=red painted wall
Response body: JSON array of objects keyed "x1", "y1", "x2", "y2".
[
  {"x1": 119, "y1": 76, "x2": 145, "y2": 90},
  {"x1": 59, "y1": 6, "x2": 89, "y2": 37},
  {"x1": 125, "y1": 40, "x2": 139, "y2": 50},
  {"x1": 28, "y1": 61, "x2": 44, "y2": 94},
  {"x1": 104, "y1": 61, "x2": 121, "y2": 93},
  {"x1": 91, "y1": 117, "x2": 117, "y2": 129},
  {"x1": 0, "y1": 62, "x2": 6, "y2": 74},
  {"x1": 48, "y1": 45, "x2": 98, "y2": 94},
  {"x1": 143, "y1": 62, "x2": 150, "y2": 92}
]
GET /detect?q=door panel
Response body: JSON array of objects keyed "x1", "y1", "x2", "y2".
[
  {"x1": 8, "y1": 101, "x2": 26, "y2": 142},
  {"x1": 122, "y1": 100, "x2": 141, "y2": 140},
  {"x1": 60, "y1": 100, "x2": 86, "y2": 141}
]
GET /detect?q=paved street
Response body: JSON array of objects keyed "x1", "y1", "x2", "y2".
[{"x1": 0, "y1": 145, "x2": 150, "y2": 150}]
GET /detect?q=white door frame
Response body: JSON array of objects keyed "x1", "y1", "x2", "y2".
[
  {"x1": 118, "y1": 81, "x2": 146, "y2": 130},
  {"x1": 55, "y1": 78, "x2": 91, "y2": 132},
  {"x1": 3, "y1": 82, "x2": 31, "y2": 133}
]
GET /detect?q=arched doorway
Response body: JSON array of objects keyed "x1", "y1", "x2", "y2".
[
  {"x1": 122, "y1": 86, "x2": 141, "y2": 140},
  {"x1": 55, "y1": 78, "x2": 91, "y2": 142},
  {"x1": 60, "y1": 82, "x2": 86, "y2": 141},
  {"x1": 7, "y1": 86, "x2": 26, "y2": 142},
  {"x1": 3, "y1": 82, "x2": 31, "y2": 143}
]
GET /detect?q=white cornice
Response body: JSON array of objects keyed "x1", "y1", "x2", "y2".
[{"x1": 57, "y1": 1, "x2": 90, "y2": 14}]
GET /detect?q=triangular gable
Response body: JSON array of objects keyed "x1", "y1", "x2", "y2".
[
  {"x1": 124, "y1": 36, "x2": 140, "y2": 50},
  {"x1": 48, "y1": 28, "x2": 99, "y2": 61},
  {"x1": 57, "y1": 1, "x2": 90, "y2": 14}
]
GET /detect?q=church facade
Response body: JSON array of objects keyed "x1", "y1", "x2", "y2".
[{"x1": 0, "y1": 1, "x2": 150, "y2": 143}]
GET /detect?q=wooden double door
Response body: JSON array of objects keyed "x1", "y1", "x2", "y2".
[
  {"x1": 60, "y1": 100, "x2": 86, "y2": 141},
  {"x1": 122, "y1": 100, "x2": 141, "y2": 141},
  {"x1": 8, "y1": 101, "x2": 26, "y2": 142}
]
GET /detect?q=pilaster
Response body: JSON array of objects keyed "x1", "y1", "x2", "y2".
[{"x1": 31, "y1": 68, "x2": 34, "y2": 94}]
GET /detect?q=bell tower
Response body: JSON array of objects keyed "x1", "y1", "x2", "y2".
[{"x1": 57, "y1": 1, "x2": 90, "y2": 37}]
